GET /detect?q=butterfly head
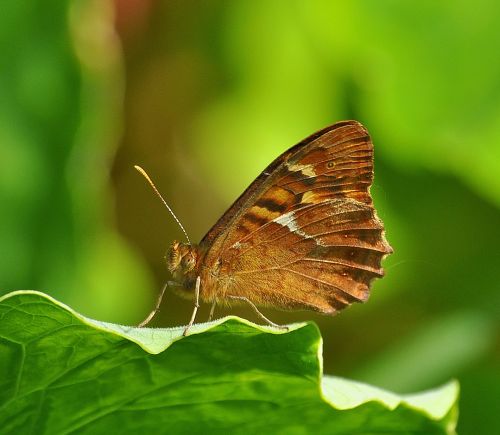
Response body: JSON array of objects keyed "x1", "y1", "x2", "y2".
[{"x1": 167, "y1": 241, "x2": 200, "y2": 282}]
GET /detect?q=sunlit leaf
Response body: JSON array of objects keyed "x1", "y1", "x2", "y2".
[{"x1": 0, "y1": 291, "x2": 458, "y2": 434}]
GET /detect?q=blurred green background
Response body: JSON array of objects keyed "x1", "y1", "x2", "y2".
[{"x1": 1, "y1": 1, "x2": 499, "y2": 433}]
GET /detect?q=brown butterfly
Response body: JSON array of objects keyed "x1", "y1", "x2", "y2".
[{"x1": 137, "y1": 120, "x2": 393, "y2": 334}]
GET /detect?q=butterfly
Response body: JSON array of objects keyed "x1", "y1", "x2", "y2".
[{"x1": 137, "y1": 120, "x2": 393, "y2": 334}]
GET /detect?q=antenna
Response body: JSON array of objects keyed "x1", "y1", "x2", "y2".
[{"x1": 134, "y1": 165, "x2": 191, "y2": 245}]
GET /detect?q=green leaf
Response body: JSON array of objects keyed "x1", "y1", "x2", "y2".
[{"x1": 0, "y1": 291, "x2": 458, "y2": 434}]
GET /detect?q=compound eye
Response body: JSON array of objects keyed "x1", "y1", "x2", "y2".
[{"x1": 182, "y1": 254, "x2": 196, "y2": 270}]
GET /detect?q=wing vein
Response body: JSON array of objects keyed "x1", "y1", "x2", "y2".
[
  {"x1": 281, "y1": 268, "x2": 355, "y2": 301},
  {"x1": 299, "y1": 258, "x2": 383, "y2": 274}
]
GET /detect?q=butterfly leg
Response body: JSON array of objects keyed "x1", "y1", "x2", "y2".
[
  {"x1": 208, "y1": 301, "x2": 216, "y2": 322},
  {"x1": 227, "y1": 295, "x2": 288, "y2": 330},
  {"x1": 137, "y1": 282, "x2": 170, "y2": 327},
  {"x1": 183, "y1": 276, "x2": 201, "y2": 336}
]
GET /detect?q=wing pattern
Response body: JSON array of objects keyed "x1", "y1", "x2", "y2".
[{"x1": 200, "y1": 121, "x2": 392, "y2": 313}]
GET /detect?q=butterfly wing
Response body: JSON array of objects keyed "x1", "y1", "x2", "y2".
[{"x1": 199, "y1": 120, "x2": 392, "y2": 313}]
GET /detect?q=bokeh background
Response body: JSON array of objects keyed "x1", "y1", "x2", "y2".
[{"x1": 1, "y1": 1, "x2": 499, "y2": 433}]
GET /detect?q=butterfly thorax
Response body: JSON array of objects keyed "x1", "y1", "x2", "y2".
[{"x1": 167, "y1": 241, "x2": 204, "y2": 290}]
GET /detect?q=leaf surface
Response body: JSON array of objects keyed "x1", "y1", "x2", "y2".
[{"x1": 0, "y1": 291, "x2": 458, "y2": 434}]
